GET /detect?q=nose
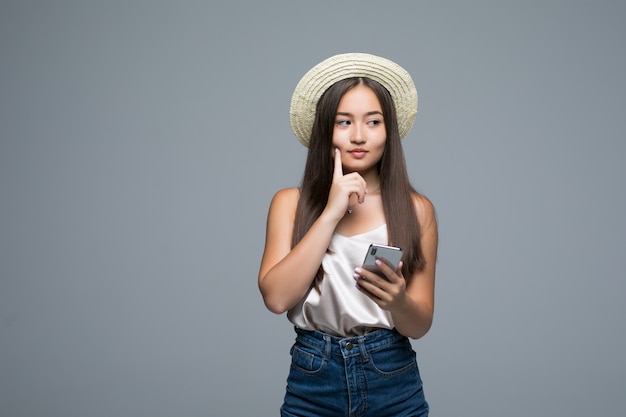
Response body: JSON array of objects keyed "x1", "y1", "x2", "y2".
[{"x1": 350, "y1": 124, "x2": 365, "y2": 144}]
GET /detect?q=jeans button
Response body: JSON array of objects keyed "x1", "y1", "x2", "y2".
[{"x1": 346, "y1": 342, "x2": 354, "y2": 350}]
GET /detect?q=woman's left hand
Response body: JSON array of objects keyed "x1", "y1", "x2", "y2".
[{"x1": 353, "y1": 260, "x2": 408, "y2": 312}]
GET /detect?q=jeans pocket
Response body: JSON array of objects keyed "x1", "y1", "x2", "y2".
[
  {"x1": 368, "y1": 339, "x2": 419, "y2": 377},
  {"x1": 290, "y1": 343, "x2": 327, "y2": 375}
]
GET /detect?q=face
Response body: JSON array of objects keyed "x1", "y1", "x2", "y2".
[{"x1": 332, "y1": 84, "x2": 386, "y2": 174}]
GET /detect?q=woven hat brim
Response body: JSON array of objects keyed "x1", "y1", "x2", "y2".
[{"x1": 289, "y1": 53, "x2": 418, "y2": 147}]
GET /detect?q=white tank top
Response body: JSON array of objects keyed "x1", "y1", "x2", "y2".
[{"x1": 287, "y1": 224, "x2": 395, "y2": 337}]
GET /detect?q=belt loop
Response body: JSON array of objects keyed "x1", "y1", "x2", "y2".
[
  {"x1": 358, "y1": 334, "x2": 370, "y2": 362},
  {"x1": 323, "y1": 334, "x2": 332, "y2": 361}
]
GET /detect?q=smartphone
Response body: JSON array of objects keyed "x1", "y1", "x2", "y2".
[{"x1": 362, "y1": 243, "x2": 403, "y2": 277}]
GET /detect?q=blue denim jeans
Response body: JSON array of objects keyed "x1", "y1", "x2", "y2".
[{"x1": 281, "y1": 327, "x2": 429, "y2": 417}]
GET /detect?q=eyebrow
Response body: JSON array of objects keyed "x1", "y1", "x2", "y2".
[{"x1": 335, "y1": 111, "x2": 384, "y2": 117}]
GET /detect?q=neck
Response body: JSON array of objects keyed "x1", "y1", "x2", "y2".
[{"x1": 361, "y1": 171, "x2": 381, "y2": 194}]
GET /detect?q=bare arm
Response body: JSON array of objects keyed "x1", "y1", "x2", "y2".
[{"x1": 257, "y1": 188, "x2": 338, "y2": 314}]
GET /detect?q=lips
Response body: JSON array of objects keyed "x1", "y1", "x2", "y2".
[{"x1": 349, "y1": 149, "x2": 368, "y2": 159}]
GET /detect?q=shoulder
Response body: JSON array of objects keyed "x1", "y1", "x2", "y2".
[
  {"x1": 267, "y1": 187, "x2": 300, "y2": 217},
  {"x1": 270, "y1": 187, "x2": 300, "y2": 208},
  {"x1": 411, "y1": 193, "x2": 437, "y2": 231},
  {"x1": 265, "y1": 188, "x2": 300, "y2": 241}
]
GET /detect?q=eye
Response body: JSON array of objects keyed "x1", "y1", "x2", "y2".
[
  {"x1": 335, "y1": 119, "x2": 351, "y2": 126},
  {"x1": 367, "y1": 119, "x2": 383, "y2": 126}
]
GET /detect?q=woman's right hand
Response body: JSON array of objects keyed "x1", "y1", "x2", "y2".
[{"x1": 325, "y1": 148, "x2": 368, "y2": 220}]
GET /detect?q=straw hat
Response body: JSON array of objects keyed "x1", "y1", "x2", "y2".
[{"x1": 289, "y1": 53, "x2": 418, "y2": 147}]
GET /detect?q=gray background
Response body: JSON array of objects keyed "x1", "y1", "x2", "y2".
[{"x1": 1, "y1": 1, "x2": 625, "y2": 416}]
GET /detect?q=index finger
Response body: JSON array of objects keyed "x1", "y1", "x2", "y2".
[{"x1": 333, "y1": 148, "x2": 343, "y2": 180}]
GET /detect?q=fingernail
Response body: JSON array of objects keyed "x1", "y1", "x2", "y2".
[
  {"x1": 353, "y1": 273, "x2": 360, "y2": 280},
  {"x1": 375, "y1": 259, "x2": 382, "y2": 266},
  {"x1": 354, "y1": 267, "x2": 362, "y2": 274}
]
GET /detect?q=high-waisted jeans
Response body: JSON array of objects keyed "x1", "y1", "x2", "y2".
[{"x1": 280, "y1": 327, "x2": 429, "y2": 417}]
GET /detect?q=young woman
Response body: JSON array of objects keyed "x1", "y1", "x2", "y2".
[{"x1": 258, "y1": 53, "x2": 438, "y2": 417}]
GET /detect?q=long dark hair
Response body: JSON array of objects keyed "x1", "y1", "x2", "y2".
[{"x1": 292, "y1": 77, "x2": 425, "y2": 289}]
